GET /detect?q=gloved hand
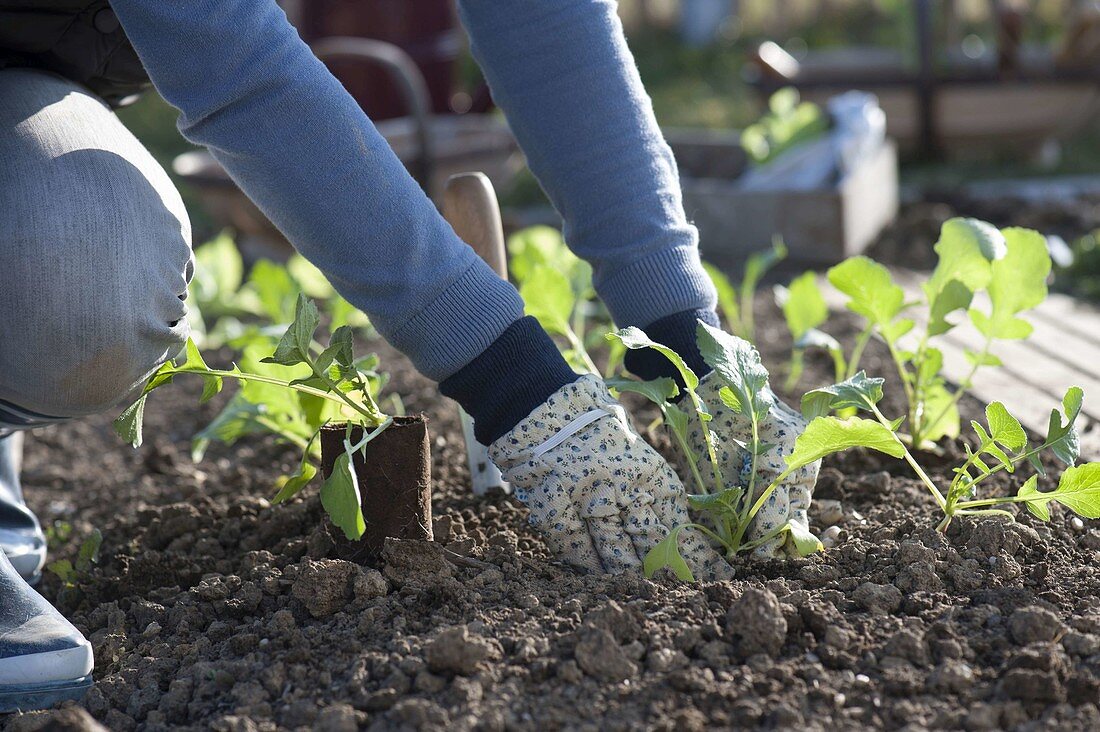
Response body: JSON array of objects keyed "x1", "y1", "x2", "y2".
[
  {"x1": 672, "y1": 372, "x2": 820, "y2": 558},
  {"x1": 489, "y1": 375, "x2": 733, "y2": 580}
]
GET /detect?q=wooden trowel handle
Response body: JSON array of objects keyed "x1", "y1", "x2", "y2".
[
  {"x1": 441, "y1": 172, "x2": 512, "y2": 496},
  {"x1": 443, "y1": 172, "x2": 508, "y2": 278}
]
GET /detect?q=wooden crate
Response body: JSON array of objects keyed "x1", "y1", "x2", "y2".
[{"x1": 666, "y1": 129, "x2": 899, "y2": 267}]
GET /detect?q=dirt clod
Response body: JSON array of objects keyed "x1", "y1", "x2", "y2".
[
  {"x1": 725, "y1": 588, "x2": 787, "y2": 658},
  {"x1": 573, "y1": 625, "x2": 639, "y2": 682},
  {"x1": 1008, "y1": 606, "x2": 1066, "y2": 645},
  {"x1": 4, "y1": 708, "x2": 108, "y2": 732},
  {"x1": 290, "y1": 558, "x2": 358, "y2": 618},
  {"x1": 853, "y1": 582, "x2": 903, "y2": 614},
  {"x1": 423, "y1": 625, "x2": 501, "y2": 676}
]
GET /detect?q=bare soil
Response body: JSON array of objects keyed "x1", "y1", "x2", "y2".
[{"x1": 7, "y1": 198, "x2": 1100, "y2": 731}]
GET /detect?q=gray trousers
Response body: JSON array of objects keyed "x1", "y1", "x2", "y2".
[{"x1": 0, "y1": 69, "x2": 193, "y2": 431}]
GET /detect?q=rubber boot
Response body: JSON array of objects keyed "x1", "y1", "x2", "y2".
[
  {"x1": 0, "y1": 433, "x2": 47, "y2": 584},
  {"x1": 0, "y1": 550, "x2": 94, "y2": 712}
]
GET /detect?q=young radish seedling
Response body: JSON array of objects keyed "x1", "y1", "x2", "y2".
[
  {"x1": 114, "y1": 295, "x2": 391, "y2": 540},
  {"x1": 774, "y1": 270, "x2": 838, "y2": 389},
  {"x1": 608, "y1": 322, "x2": 906, "y2": 580},
  {"x1": 820, "y1": 218, "x2": 1051, "y2": 449},
  {"x1": 509, "y1": 226, "x2": 623, "y2": 376},
  {"x1": 704, "y1": 238, "x2": 787, "y2": 344},
  {"x1": 802, "y1": 373, "x2": 1100, "y2": 531},
  {"x1": 188, "y1": 233, "x2": 370, "y2": 350}
]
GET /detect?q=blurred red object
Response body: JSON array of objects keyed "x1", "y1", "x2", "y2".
[{"x1": 286, "y1": 0, "x2": 473, "y2": 120}]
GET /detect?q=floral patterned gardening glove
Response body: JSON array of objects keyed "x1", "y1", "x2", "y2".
[
  {"x1": 489, "y1": 375, "x2": 734, "y2": 580},
  {"x1": 673, "y1": 372, "x2": 820, "y2": 559}
]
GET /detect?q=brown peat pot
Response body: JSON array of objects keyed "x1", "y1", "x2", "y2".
[{"x1": 319, "y1": 415, "x2": 433, "y2": 563}]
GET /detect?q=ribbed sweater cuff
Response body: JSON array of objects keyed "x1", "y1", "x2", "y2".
[
  {"x1": 388, "y1": 261, "x2": 527, "y2": 382},
  {"x1": 439, "y1": 316, "x2": 580, "y2": 445},
  {"x1": 597, "y1": 245, "x2": 716, "y2": 329},
  {"x1": 624, "y1": 308, "x2": 719, "y2": 387}
]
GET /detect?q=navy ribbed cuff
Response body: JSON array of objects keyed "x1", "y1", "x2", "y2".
[
  {"x1": 439, "y1": 316, "x2": 580, "y2": 445},
  {"x1": 624, "y1": 308, "x2": 719, "y2": 387}
]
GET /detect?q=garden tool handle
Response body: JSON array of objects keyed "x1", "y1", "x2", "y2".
[
  {"x1": 443, "y1": 173, "x2": 508, "y2": 278},
  {"x1": 443, "y1": 172, "x2": 511, "y2": 497}
]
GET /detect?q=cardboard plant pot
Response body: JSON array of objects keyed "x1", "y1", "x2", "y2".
[{"x1": 319, "y1": 415, "x2": 433, "y2": 563}]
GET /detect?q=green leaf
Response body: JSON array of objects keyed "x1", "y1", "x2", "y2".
[
  {"x1": 663, "y1": 403, "x2": 693, "y2": 458},
  {"x1": 287, "y1": 254, "x2": 336, "y2": 300},
  {"x1": 1027, "y1": 463, "x2": 1100, "y2": 519},
  {"x1": 924, "y1": 218, "x2": 1004, "y2": 315},
  {"x1": 796, "y1": 328, "x2": 846, "y2": 380},
  {"x1": 76, "y1": 529, "x2": 103, "y2": 570},
  {"x1": 189, "y1": 232, "x2": 244, "y2": 314},
  {"x1": 985, "y1": 402, "x2": 1027, "y2": 452},
  {"x1": 507, "y1": 226, "x2": 591, "y2": 296},
  {"x1": 265, "y1": 295, "x2": 321, "y2": 366},
  {"x1": 608, "y1": 328, "x2": 699, "y2": 390},
  {"x1": 881, "y1": 318, "x2": 916, "y2": 344},
  {"x1": 1047, "y1": 386, "x2": 1084, "y2": 466},
  {"x1": 785, "y1": 520, "x2": 823, "y2": 557},
  {"x1": 827, "y1": 257, "x2": 907, "y2": 337},
  {"x1": 916, "y1": 348, "x2": 944, "y2": 388},
  {"x1": 777, "y1": 271, "x2": 828, "y2": 341},
  {"x1": 320, "y1": 452, "x2": 366, "y2": 540},
  {"x1": 47, "y1": 559, "x2": 75, "y2": 584},
  {"x1": 642, "y1": 526, "x2": 696, "y2": 582},
  {"x1": 718, "y1": 386, "x2": 743, "y2": 413},
  {"x1": 1029, "y1": 452, "x2": 1047, "y2": 477},
  {"x1": 800, "y1": 371, "x2": 885, "y2": 419},
  {"x1": 190, "y1": 395, "x2": 265, "y2": 462},
  {"x1": 795, "y1": 328, "x2": 841, "y2": 354},
  {"x1": 919, "y1": 382, "x2": 961, "y2": 444},
  {"x1": 241, "y1": 258, "x2": 301, "y2": 324},
  {"x1": 687, "y1": 487, "x2": 744, "y2": 514},
  {"x1": 695, "y1": 321, "x2": 769, "y2": 412},
  {"x1": 1017, "y1": 475, "x2": 1050, "y2": 521},
  {"x1": 969, "y1": 227, "x2": 1051, "y2": 341},
  {"x1": 316, "y1": 325, "x2": 356, "y2": 378},
  {"x1": 182, "y1": 339, "x2": 223, "y2": 403},
  {"x1": 519, "y1": 265, "x2": 575, "y2": 336},
  {"x1": 744, "y1": 238, "x2": 787, "y2": 297},
  {"x1": 114, "y1": 395, "x2": 149, "y2": 448},
  {"x1": 273, "y1": 458, "x2": 318, "y2": 504},
  {"x1": 704, "y1": 262, "x2": 739, "y2": 325},
  {"x1": 605, "y1": 376, "x2": 679, "y2": 406},
  {"x1": 786, "y1": 416, "x2": 905, "y2": 472},
  {"x1": 927, "y1": 280, "x2": 974, "y2": 337},
  {"x1": 964, "y1": 349, "x2": 1003, "y2": 368}
]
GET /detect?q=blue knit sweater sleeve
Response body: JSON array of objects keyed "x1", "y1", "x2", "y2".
[
  {"x1": 456, "y1": 0, "x2": 716, "y2": 329},
  {"x1": 109, "y1": 0, "x2": 525, "y2": 382}
]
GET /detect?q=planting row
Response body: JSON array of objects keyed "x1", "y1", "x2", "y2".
[{"x1": 112, "y1": 218, "x2": 1100, "y2": 581}]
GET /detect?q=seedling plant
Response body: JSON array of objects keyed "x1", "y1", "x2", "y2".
[
  {"x1": 188, "y1": 232, "x2": 370, "y2": 350},
  {"x1": 608, "y1": 321, "x2": 908, "y2": 581},
  {"x1": 774, "y1": 270, "x2": 833, "y2": 389},
  {"x1": 815, "y1": 219, "x2": 1052, "y2": 449},
  {"x1": 801, "y1": 372, "x2": 1100, "y2": 532},
  {"x1": 508, "y1": 226, "x2": 623, "y2": 376},
  {"x1": 115, "y1": 295, "x2": 391, "y2": 541},
  {"x1": 705, "y1": 237, "x2": 787, "y2": 343}
]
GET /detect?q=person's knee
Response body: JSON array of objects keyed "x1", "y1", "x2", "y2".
[{"x1": 0, "y1": 70, "x2": 193, "y2": 418}]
